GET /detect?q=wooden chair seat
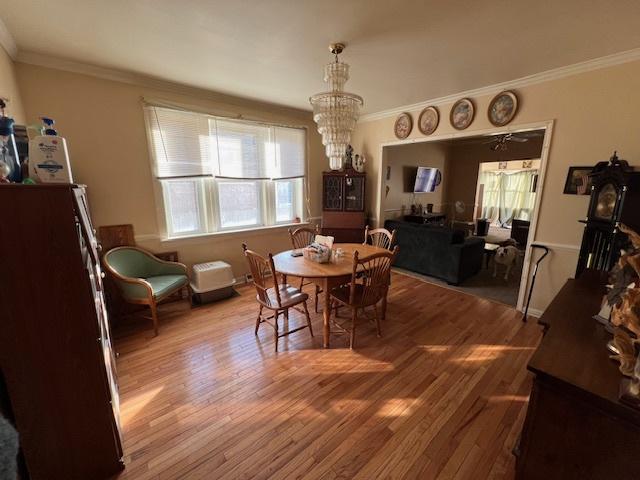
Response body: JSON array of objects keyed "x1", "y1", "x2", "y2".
[{"x1": 261, "y1": 284, "x2": 309, "y2": 309}]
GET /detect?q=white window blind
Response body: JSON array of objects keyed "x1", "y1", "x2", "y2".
[
  {"x1": 273, "y1": 126, "x2": 305, "y2": 179},
  {"x1": 143, "y1": 104, "x2": 306, "y2": 238},
  {"x1": 214, "y1": 119, "x2": 271, "y2": 179},
  {"x1": 144, "y1": 105, "x2": 306, "y2": 180},
  {"x1": 144, "y1": 107, "x2": 214, "y2": 178}
]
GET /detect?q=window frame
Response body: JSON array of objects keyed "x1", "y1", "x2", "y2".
[{"x1": 160, "y1": 178, "x2": 209, "y2": 238}]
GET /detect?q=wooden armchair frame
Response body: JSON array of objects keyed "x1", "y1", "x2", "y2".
[{"x1": 103, "y1": 246, "x2": 190, "y2": 336}]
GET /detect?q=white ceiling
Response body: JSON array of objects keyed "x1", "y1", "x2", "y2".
[{"x1": 2, "y1": 0, "x2": 640, "y2": 114}]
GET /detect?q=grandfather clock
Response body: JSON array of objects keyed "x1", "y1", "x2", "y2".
[{"x1": 576, "y1": 152, "x2": 640, "y2": 276}]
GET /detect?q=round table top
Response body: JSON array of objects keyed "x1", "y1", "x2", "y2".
[{"x1": 272, "y1": 243, "x2": 387, "y2": 278}]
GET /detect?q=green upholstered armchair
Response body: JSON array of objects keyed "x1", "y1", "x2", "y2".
[{"x1": 103, "y1": 246, "x2": 190, "y2": 336}]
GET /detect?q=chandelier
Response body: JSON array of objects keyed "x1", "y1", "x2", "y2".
[{"x1": 309, "y1": 43, "x2": 364, "y2": 170}]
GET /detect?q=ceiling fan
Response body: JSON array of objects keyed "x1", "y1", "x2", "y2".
[{"x1": 483, "y1": 133, "x2": 529, "y2": 151}]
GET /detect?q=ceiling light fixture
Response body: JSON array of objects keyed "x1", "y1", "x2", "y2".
[{"x1": 309, "y1": 43, "x2": 364, "y2": 170}]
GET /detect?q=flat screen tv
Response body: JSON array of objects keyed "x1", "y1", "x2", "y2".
[{"x1": 413, "y1": 167, "x2": 442, "y2": 193}]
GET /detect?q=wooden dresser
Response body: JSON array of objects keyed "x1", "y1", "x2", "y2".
[
  {"x1": 516, "y1": 271, "x2": 640, "y2": 479},
  {"x1": 321, "y1": 169, "x2": 366, "y2": 242},
  {"x1": 0, "y1": 184, "x2": 123, "y2": 480}
]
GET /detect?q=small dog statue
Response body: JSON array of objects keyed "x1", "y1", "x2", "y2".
[{"x1": 493, "y1": 245, "x2": 519, "y2": 281}]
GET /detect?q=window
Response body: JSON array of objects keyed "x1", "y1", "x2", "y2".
[
  {"x1": 217, "y1": 180, "x2": 260, "y2": 229},
  {"x1": 144, "y1": 105, "x2": 306, "y2": 238},
  {"x1": 162, "y1": 179, "x2": 206, "y2": 235},
  {"x1": 275, "y1": 180, "x2": 294, "y2": 223}
]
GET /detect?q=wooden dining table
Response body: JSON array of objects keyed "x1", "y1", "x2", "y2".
[{"x1": 272, "y1": 243, "x2": 389, "y2": 348}]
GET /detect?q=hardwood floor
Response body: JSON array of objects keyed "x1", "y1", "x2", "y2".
[{"x1": 112, "y1": 271, "x2": 542, "y2": 479}]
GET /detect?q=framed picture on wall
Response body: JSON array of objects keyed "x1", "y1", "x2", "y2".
[
  {"x1": 488, "y1": 90, "x2": 519, "y2": 126},
  {"x1": 563, "y1": 166, "x2": 593, "y2": 195},
  {"x1": 450, "y1": 98, "x2": 475, "y2": 130}
]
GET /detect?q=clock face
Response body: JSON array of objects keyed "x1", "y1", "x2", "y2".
[{"x1": 594, "y1": 183, "x2": 618, "y2": 220}]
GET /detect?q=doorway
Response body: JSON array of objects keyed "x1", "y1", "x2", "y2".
[{"x1": 376, "y1": 122, "x2": 553, "y2": 309}]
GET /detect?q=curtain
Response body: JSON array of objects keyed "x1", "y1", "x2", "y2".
[{"x1": 480, "y1": 170, "x2": 537, "y2": 226}]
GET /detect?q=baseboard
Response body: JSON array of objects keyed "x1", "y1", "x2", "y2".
[{"x1": 524, "y1": 308, "x2": 544, "y2": 318}]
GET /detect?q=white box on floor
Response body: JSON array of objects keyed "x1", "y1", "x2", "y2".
[{"x1": 190, "y1": 261, "x2": 236, "y2": 304}]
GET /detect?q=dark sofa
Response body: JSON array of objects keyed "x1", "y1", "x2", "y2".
[{"x1": 385, "y1": 220, "x2": 485, "y2": 285}]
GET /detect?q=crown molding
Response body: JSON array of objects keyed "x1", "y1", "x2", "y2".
[
  {"x1": 15, "y1": 50, "x2": 314, "y2": 119},
  {"x1": 359, "y1": 47, "x2": 640, "y2": 122},
  {"x1": 0, "y1": 17, "x2": 17, "y2": 59}
]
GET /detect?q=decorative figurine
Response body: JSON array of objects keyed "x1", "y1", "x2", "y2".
[
  {"x1": 609, "y1": 224, "x2": 640, "y2": 341},
  {"x1": 604, "y1": 223, "x2": 640, "y2": 409},
  {"x1": 345, "y1": 145, "x2": 353, "y2": 170},
  {"x1": 608, "y1": 328, "x2": 637, "y2": 377}
]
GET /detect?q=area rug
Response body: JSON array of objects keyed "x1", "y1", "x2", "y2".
[{"x1": 393, "y1": 258, "x2": 523, "y2": 307}]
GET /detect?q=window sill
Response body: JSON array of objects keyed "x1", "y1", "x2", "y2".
[{"x1": 160, "y1": 221, "x2": 313, "y2": 245}]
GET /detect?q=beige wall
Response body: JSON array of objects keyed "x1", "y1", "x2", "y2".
[
  {"x1": 351, "y1": 60, "x2": 640, "y2": 312},
  {"x1": 0, "y1": 46, "x2": 24, "y2": 123},
  {"x1": 16, "y1": 62, "x2": 325, "y2": 278},
  {"x1": 383, "y1": 142, "x2": 449, "y2": 220}
]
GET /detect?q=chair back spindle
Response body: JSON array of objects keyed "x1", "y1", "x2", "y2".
[
  {"x1": 349, "y1": 246, "x2": 398, "y2": 306},
  {"x1": 289, "y1": 226, "x2": 319, "y2": 249},
  {"x1": 242, "y1": 243, "x2": 281, "y2": 308},
  {"x1": 364, "y1": 226, "x2": 396, "y2": 251}
]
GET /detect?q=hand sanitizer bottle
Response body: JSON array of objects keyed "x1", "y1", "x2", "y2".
[{"x1": 28, "y1": 117, "x2": 73, "y2": 183}]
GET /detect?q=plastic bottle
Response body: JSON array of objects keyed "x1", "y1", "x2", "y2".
[{"x1": 28, "y1": 117, "x2": 73, "y2": 183}]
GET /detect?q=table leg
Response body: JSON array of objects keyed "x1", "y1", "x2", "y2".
[
  {"x1": 323, "y1": 278, "x2": 331, "y2": 348},
  {"x1": 382, "y1": 286, "x2": 388, "y2": 321}
]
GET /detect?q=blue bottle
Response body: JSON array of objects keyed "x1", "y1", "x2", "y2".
[{"x1": 0, "y1": 106, "x2": 20, "y2": 183}]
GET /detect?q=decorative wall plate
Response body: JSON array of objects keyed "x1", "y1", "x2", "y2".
[
  {"x1": 394, "y1": 112, "x2": 413, "y2": 139},
  {"x1": 418, "y1": 106, "x2": 439, "y2": 135},
  {"x1": 488, "y1": 90, "x2": 518, "y2": 126},
  {"x1": 450, "y1": 98, "x2": 475, "y2": 130}
]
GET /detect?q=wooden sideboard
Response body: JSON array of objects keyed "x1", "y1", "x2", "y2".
[
  {"x1": 516, "y1": 270, "x2": 640, "y2": 479},
  {"x1": 0, "y1": 184, "x2": 123, "y2": 480}
]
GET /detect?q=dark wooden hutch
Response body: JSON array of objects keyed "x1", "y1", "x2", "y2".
[
  {"x1": 321, "y1": 169, "x2": 366, "y2": 243},
  {"x1": 0, "y1": 184, "x2": 123, "y2": 480}
]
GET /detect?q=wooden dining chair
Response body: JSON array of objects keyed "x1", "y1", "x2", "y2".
[
  {"x1": 288, "y1": 225, "x2": 322, "y2": 312},
  {"x1": 364, "y1": 225, "x2": 397, "y2": 251},
  {"x1": 329, "y1": 247, "x2": 398, "y2": 349},
  {"x1": 242, "y1": 243, "x2": 313, "y2": 352},
  {"x1": 363, "y1": 226, "x2": 396, "y2": 318}
]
